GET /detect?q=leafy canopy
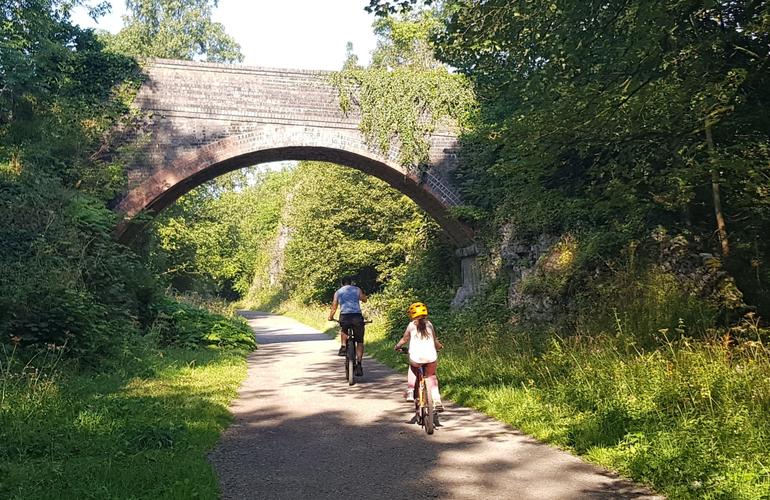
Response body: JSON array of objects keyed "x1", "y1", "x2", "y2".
[{"x1": 105, "y1": 0, "x2": 243, "y2": 62}]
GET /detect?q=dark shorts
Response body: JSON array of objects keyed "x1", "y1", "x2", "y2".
[{"x1": 339, "y1": 313, "x2": 365, "y2": 343}]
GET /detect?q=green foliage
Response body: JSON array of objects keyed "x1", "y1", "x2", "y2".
[
  {"x1": 365, "y1": 0, "x2": 431, "y2": 17},
  {"x1": 0, "y1": 2, "x2": 158, "y2": 363},
  {"x1": 148, "y1": 298, "x2": 255, "y2": 350},
  {"x1": 578, "y1": 267, "x2": 720, "y2": 347},
  {"x1": 278, "y1": 161, "x2": 451, "y2": 303},
  {"x1": 331, "y1": 66, "x2": 474, "y2": 168},
  {"x1": 150, "y1": 167, "x2": 293, "y2": 298},
  {"x1": 370, "y1": 11, "x2": 442, "y2": 70},
  {"x1": 326, "y1": 276, "x2": 770, "y2": 499},
  {"x1": 104, "y1": 0, "x2": 243, "y2": 62},
  {"x1": 434, "y1": 0, "x2": 770, "y2": 315},
  {"x1": 0, "y1": 172, "x2": 160, "y2": 362},
  {"x1": 0, "y1": 344, "x2": 247, "y2": 499},
  {"x1": 0, "y1": 1, "x2": 242, "y2": 369},
  {"x1": 330, "y1": 12, "x2": 475, "y2": 168}
]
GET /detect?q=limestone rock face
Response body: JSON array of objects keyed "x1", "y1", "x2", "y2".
[
  {"x1": 495, "y1": 224, "x2": 745, "y2": 326},
  {"x1": 500, "y1": 225, "x2": 560, "y2": 322},
  {"x1": 650, "y1": 230, "x2": 745, "y2": 312}
]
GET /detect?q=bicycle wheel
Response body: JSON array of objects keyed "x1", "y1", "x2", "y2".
[
  {"x1": 347, "y1": 341, "x2": 355, "y2": 386},
  {"x1": 424, "y1": 382, "x2": 435, "y2": 435},
  {"x1": 344, "y1": 354, "x2": 350, "y2": 381},
  {"x1": 412, "y1": 385, "x2": 420, "y2": 423}
]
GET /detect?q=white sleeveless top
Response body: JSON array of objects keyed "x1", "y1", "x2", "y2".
[{"x1": 407, "y1": 320, "x2": 438, "y2": 364}]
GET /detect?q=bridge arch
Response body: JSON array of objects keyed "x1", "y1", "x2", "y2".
[{"x1": 115, "y1": 125, "x2": 473, "y2": 247}]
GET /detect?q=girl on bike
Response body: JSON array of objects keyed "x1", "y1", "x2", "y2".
[{"x1": 394, "y1": 302, "x2": 444, "y2": 411}]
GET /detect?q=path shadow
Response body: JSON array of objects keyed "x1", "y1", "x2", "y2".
[{"x1": 210, "y1": 403, "x2": 659, "y2": 500}]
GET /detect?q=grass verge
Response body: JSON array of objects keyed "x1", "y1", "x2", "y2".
[{"x1": 0, "y1": 343, "x2": 249, "y2": 499}]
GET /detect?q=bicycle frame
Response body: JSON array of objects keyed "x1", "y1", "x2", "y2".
[
  {"x1": 333, "y1": 318, "x2": 369, "y2": 386},
  {"x1": 400, "y1": 349, "x2": 435, "y2": 435}
]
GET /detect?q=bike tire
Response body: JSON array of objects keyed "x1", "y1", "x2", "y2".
[
  {"x1": 413, "y1": 387, "x2": 421, "y2": 423},
  {"x1": 424, "y1": 383, "x2": 435, "y2": 435},
  {"x1": 344, "y1": 355, "x2": 350, "y2": 381},
  {"x1": 347, "y1": 342, "x2": 355, "y2": 386}
]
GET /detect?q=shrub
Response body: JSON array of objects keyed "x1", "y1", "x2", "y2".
[{"x1": 147, "y1": 299, "x2": 255, "y2": 350}]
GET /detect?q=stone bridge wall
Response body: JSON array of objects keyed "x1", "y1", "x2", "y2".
[{"x1": 117, "y1": 59, "x2": 469, "y2": 244}]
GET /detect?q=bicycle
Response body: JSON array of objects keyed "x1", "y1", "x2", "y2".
[
  {"x1": 397, "y1": 347, "x2": 437, "y2": 435},
  {"x1": 331, "y1": 318, "x2": 371, "y2": 386}
]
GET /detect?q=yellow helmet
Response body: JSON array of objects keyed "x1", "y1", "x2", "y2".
[{"x1": 407, "y1": 302, "x2": 428, "y2": 319}]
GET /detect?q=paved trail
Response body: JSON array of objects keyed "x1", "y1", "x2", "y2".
[{"x1": 209, "y1": 312, "x2": 662, "y2": 499}]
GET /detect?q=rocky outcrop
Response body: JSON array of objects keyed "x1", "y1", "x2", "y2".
[
  {"x1": 268, "y1": 221, "x2": 291, "y2": 288},
  {"x1": 494, "y1": 224, "x2": 745, "y2": 325},
  {"x1": 650, "y1": 230, "x2": 745, "y2": 312},
  {"x1": 499, "y1": 226, "x2": 561, "y2": 322}
]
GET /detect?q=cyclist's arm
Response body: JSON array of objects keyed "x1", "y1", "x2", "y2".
[
  {"x1": 394, "y1": 326, "x2": 412, "y2": 350},
  {"x1": 358, "y1": 287, "x2": 368, "y2": 303},
  {"x1": 328, "y1": 293, "x2": 339, "y2": 321}
]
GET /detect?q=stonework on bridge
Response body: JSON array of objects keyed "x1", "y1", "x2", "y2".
[
  {"x1": 115, "y1": 58, "x2": 472, "y2": 248},
  {"x1": 114, "y1": 58, "x2": 480, "y2": 303}
]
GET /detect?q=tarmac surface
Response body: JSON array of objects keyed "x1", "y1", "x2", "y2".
[{"x1": 209, "y1": 312, "x2": 663, "y2": 499}]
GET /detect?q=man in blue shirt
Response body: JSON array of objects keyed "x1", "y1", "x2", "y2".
[{"x1": 328, "y1": 276, "x2": 368, "y2": 375}]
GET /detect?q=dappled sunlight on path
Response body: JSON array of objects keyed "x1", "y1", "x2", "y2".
[{"x1": 209, "y1": 312, "x2": 662, "y2": 499}]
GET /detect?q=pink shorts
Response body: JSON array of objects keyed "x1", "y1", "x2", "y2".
[{"x1": 410, "y1": 360, "x2": 437, "y2": 378}]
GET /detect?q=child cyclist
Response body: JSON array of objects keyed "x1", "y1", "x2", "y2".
[{"x1": 394, "y1": 302, "x2": 444, "y2": 411}]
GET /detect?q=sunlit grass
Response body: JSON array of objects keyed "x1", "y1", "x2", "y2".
[{"x1": 0, "y1": 345, "x2": 248, "y2": 499}]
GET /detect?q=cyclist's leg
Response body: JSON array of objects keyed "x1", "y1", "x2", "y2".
[
  {"x1": 351, "y1": 315, "x2": 365, "y2": 363},
  {"x1": 423, "y1": 361, "x2": 443, "y2": 410},
  {"x1": 339, "y1": 314, "x2": 353, "y2": 355},
  {"x1": 337, "y1": 327, "x2": 347, "y2": 355},
  {"x1": 409, "y1": 363, "x2": 421, "y2": 416},
  {"x1": 405, "y1": 366, "x2": 416, "y2": 400}
]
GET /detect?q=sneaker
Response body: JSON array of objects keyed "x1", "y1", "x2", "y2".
[
  {"x1": 355, "y1": 362, "x2": 363, "y2": 376},
  {"x1": 405, "y1": 391, "x2": 414, "y2": 402},
  {"x1": 338, "y1": 345, "x2": 346, "y2": 356}
]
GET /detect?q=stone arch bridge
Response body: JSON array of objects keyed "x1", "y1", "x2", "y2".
[{"x1": 114, "y1": 59, "x2": 479, "y2": 302}]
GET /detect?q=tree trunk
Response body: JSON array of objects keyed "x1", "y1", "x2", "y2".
[{"x1": 705, "y1": 120, "x2": 730, "y2": 257}]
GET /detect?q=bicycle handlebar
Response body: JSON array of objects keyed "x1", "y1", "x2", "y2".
[{"x1": 329, "y1": 318, "x2": 372, "y2": 324}]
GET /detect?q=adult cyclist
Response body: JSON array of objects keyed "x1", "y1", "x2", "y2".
[{"x1": 328, "y1": 276, "x2": 368, "y2": 376}]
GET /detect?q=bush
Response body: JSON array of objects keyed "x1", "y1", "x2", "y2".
[
  {"x1": 0, "y1": 176, "x2": 155, "y2": 365},
  {"x1": 147, "y1": 299, "x2": 255, "y2": 350}
]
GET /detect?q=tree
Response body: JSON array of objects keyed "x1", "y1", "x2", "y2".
[
  {"x1": 106, "y1": 0, "x2": 242, "y2": 62},
  {"x1": 150, "y1": 167, "x2": 293, "y2": 298},
  {"x1": 0, "y1": 0, "x2": 158, "y2": 360},
  {"x1": 365, "y1": 0, "x2": 430, "y2": 17},
  {"x1": 436, "y1": 0, "x2": 770, "y2": 309},
  {"x1": 369, "y1": 10, "x2": 442, "y2": 70},
  {"x1": 362, "y1": 0, "x2": 770, "y2": 312}
]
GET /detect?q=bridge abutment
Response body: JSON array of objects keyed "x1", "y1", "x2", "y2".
[{"x1": 452, "y1": 244, "x2": 482, "y2": 307}]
